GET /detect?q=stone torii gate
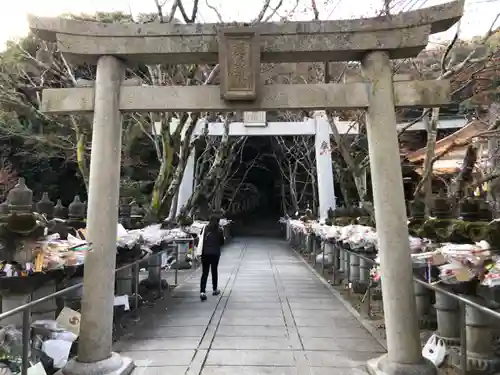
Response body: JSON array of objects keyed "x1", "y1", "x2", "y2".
[{"x1": 29, "y1": 2, "x2": 463, "y2": 375}]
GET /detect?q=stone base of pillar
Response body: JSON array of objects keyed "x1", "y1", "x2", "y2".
[
  {"x1": 367, "y1": 354, "x2": 437, "y2": 375},
  {"x1": 58, "y1": 353, "x2": 134, "y2": 375}
]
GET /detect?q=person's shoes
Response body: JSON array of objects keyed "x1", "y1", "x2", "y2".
[
  {"x1": 200, "y1": 293, "x2": 207, "y2": 301},
  {"x1": 212, "y1": 289, "x2": 220, "y2": 296}
]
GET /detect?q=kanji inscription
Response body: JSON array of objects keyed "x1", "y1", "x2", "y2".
[
  {"x1": 320, "y1": 140, "x2": 331, "y2": 155},
  {"x1": 218, "y1": 27, "x2": 260, "y2": 101},
  {"x1": 227, "y1": 39, "x2": 251, "y2": 91}
]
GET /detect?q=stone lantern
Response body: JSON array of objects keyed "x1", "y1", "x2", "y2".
[
  {"x1": 68, "y1": 195, "x2": 85, "y2": 220},
  {"x1": 67, "y1": 196, "x2": 86, "y2": 230},
  {"x1": 7, "y1": 178, "x2": 33, "y2": 214},
  {"x1": 130, "y1": 203, "x2": 144, "y2": 229},
  {"x1": 118, "y1": 198, "x2": 132, "y2": 229},
  {"x1": 37, "y1": 192, "x2": 55, "y2": 219},
  {"x1": 432, "y1": 195, "x2": 454, "y2": 219},
  {"x1": 408, "y1": 198, "x2": 426, "y2": 219},
  {"x1": 53, "y1": 200, "x2": 68, "y2": 219},
  {"x1": 2, "y1": 177, "x2": 38, "y2": 241},
  {"x1": 118, "y1": 198, "x2": 132, "y2": 218}
]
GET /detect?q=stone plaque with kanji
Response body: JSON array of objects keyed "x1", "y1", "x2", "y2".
[{"x1": 218, "y1": 27, "x2": 260, "y2": 101}]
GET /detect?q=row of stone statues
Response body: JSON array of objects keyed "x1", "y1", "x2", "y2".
[{"x1": 0, "y1": 178, "x2": 145, "y2": 223}]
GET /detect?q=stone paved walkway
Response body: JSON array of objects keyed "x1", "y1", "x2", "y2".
[{"x1": 115, "y1": 238, "x2": 386, "y2": 375}]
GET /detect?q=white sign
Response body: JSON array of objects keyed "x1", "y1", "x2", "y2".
[
  {"x1": 244, "y1": 111, "x2": 266, "y2": 127},
  {"x1": 28, "y1": 362, "x2": 47, "y2": 375},
  {"x1": 56, "y1": 307, "x2": 81, "y2": 336}
]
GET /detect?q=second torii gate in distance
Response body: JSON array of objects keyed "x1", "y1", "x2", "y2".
[{"x1": 176, "y1": 110, "x2": 339, "y2": 220}]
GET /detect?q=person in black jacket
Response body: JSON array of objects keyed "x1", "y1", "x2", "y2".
[{"x1": 200, "y1": 215, "x2": 225, "y2": 301}]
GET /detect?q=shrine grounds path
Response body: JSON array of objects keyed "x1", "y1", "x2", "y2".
[{"x1": 114, "y1": 238, "x2": 386, "y2": 375}]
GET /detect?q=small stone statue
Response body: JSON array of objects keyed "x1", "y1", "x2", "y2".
[
  {"x1": 7, "y1": 178, "x2": 32, "y2": 214},
  {"x1": 68, "y1": 195, "x2": 85, "y2": 220},
  {"x1": 53, "y1": 199, "x2": 68, "y2": 219},
  {"x1": 36, "y1": 192, "x2": 54, "y2": 219}
]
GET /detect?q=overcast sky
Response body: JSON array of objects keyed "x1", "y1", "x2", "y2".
[{"x1": 0, "y1": 0, "x2": 498, "y2": 51}]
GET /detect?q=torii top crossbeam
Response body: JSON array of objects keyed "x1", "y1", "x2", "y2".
[
  {"x1": 29, "y1": 1, "x2": 463, "y2": 65},
  {"x1": 28, "y1": 1, "x2": 464, "y2": 114}
]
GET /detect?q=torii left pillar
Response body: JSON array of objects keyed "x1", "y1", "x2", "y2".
[{"x1": 62, "y1": 56, "x2": 134, "y2": 375}]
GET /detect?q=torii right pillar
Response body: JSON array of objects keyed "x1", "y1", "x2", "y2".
[{"x1": 363, "y1": 51, "x2": 436, "y2": 375}]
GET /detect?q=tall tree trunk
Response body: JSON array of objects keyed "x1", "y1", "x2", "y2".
[
  {"x1": 280, "y1": 176, "x2": 287, "y2": 215},
  {"x1": 149, "y1": 138, "x2": 175, "y2": 220},
  {"x1": 182, "y1": 118, "x2": 231, "y2": 216},
  {"x1": 487, "y1": 104, "x2": 500, "y2": 217},
  {"x1": 75, "y1": 130, "x2": 89, "y2": 191},
  {"x1": 326, "y1": 113, "x2": 365, "y2": 203},
  {"x1": 288, "y1": 165, "x2": 299, "y2": 212},
  {"x1": 70, "y1": 116, "x2": 89, "y2": 191},
  {"x1": 161, "y1": 115, "x2": 199, "y2": 217}
]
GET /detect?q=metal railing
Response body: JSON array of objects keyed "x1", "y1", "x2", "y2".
[
  {"x1": 0, "y1": 240, "x2": 192, "y2": 375},
  {"x1": 288, "y1": 228, "x2": 500, "y2": 375}
]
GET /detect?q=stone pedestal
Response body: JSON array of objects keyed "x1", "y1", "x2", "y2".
[
  {"x1": 324, "y1": 241, "x2": 334, "y2": 266},
  {"x1": 353, "y1": 256, "x2": 371, "y2": 294},
  {"x1": 312, "y1": 236, "x2": 318, "y2": 265},
  {"x1": 115, "y1": 268, "x2": 133, "y2": 296},
  {"x1": 343, "y1": 251, "x2": 350, "y2": 282},
  {"x1": 147, "y1": 255, "x2": 162, "y2": 286},
  {"x1": 306, "y1": 234, "x2": 314, "y2": 255},
  {"x1": 332, "y1": 243, "x2": 340, "y2": 269},
  {"x1": 466, "y1": 303, "x2": 497, "y2": 359},
  {"x1": 349, "y1": 253, "x2": 360, "y2": 284},
  {"x1": 0, "y1": 294, "x2": 28, "y2": 326},
  {"x1": 316, "y1": 241, "x2": 333, "y2": 269},
  {"x1": 339, "y1": 245, "x2": 345, "y2": 273},
  {"x1": 449, "y1": 298, "x2": 500, "y2": 373},
  {"x1": 413, "y1": 281, "x2": 433, "y2": 328},
  {"x1": 60, "y1": 277, "x2": 83, "y2": 311},
  {"x1": 1, "y1": 281, "x2": 58, "y2": 326},
  {"x1": 434, "y1": 291, "x2": 460, "y2": 344},
  {"x1": 32, "y1": 281, "x2": 58, "y2": 320},
  {"x1": 332, "y1": 243, "x2": 342, "y2": 284},
  {"x1": 359, "y1": 257, "x2": 371, "y2": 285}
]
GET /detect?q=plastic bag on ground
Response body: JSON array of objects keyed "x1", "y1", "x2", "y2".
[{"x1": 422, "y1": 334, "x2": 446, "y2": 367}]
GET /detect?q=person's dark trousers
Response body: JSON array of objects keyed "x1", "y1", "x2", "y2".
[{"x1": 200, "y1": 254, "x2": 221, "y2": 293}]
